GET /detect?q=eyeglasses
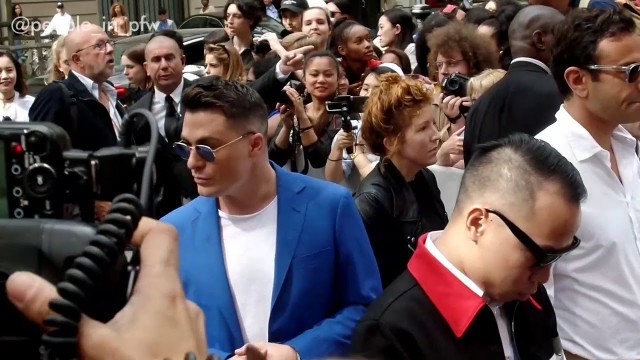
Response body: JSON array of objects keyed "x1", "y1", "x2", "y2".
[
  {"x1": 173, "y1": 132, "x2": 255, "y2": 162},
  {"x1": 75, "y1": 39, "x2": 115, "y2": 54},
  {"x1": 486, "y1": 208, "x2": 581, "y2": 268},
  {"x1": 435, "y1": 59, "x2": 464, "y2": 70},
  {"x1": 586, "y1": 63, "x2": 640, "y2": 83}
]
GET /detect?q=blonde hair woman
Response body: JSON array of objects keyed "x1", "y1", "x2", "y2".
[
  {"x1": 467, "y1": 68, "x2": 506, "y2": 102},
  {"x1": 203, "y1": 43, "x2": 245, "y2": 83},
  {"x1": 47, "y1": 35, "x2": 69, "y2": 84}
]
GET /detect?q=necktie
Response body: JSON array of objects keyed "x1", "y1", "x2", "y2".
[{"x1": 165, "y1": 95, "x2": 180, "y2": 143}]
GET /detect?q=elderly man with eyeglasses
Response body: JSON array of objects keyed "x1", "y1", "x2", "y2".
[
  {"x1": 30, "y1": 23, "x2": 123, "y2": 152},
  {"x1": 352, "y1": 133, "x2": 586, "y2": 360}
]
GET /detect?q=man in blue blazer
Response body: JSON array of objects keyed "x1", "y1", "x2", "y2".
[{"x1": 161, "y1": 77, "x2": 382, "y2": 360}]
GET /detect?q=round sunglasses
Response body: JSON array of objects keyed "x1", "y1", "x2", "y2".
[{"x1": 173, "y1": 132, "x2": 255, "y2": 162}]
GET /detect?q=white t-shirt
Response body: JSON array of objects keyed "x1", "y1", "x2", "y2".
[
  {"x1": 220, "y1": 197, "x2": 278, "y2": 343},
  {"x1": 42, "y1": 12, "x2": 74, "y2": 36}
]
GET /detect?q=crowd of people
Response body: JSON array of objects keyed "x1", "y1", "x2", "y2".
[{"x1": 3, "y1": 0, "x2": 640, "y2": 359}]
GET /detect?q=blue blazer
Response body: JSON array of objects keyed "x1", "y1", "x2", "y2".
[{"x1": 162, "y1": 165, "x2": 382, "y2": 359}]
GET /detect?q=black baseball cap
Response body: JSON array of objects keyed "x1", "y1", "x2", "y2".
[
  {"x1": 280, "y1": 0, "x2": 309, "y2": 14},
  {"x1": 56, "y1": 2, "x2": 64, "y2": 8}
]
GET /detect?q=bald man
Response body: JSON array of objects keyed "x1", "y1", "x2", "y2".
[
  {"x1": 463, "y1": 5, "x2": 564, "y2": 164},
  {"x1": 353, "y1": 133, "x2": 585, "y2": 360},
  {"x1": 30, "y1": 24, "x2": 125, "y2": 152}
]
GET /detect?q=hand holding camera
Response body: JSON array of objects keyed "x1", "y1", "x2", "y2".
[{"x1": 440, "y1": 73, "x2": 473, "y2": 123}]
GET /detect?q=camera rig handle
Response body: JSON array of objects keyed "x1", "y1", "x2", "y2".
[{"x1": 42, "y1": 194, "x2": 143, "y2": 360}]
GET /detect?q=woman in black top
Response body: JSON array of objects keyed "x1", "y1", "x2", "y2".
[{"x1": 355, "y1": 74, "x2": 448, "y2": 288}]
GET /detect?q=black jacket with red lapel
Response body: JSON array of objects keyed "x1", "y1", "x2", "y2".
[{"x1": 352, "y1": 234, "x2": 560, "y2": 360}]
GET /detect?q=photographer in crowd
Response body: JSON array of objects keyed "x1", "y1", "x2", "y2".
[
  {"x1": 427, "y1": 21, "x2": 498, "y2": 161},
  {"x1": 270, "y1": 51, "x2": 341, "y2": 179},
  {"x1": 324, "y1": 63, "x2": 404, "y2": 191},
  {"x1": 355, "y1": 74, "x2": 448, "y2": 288}
]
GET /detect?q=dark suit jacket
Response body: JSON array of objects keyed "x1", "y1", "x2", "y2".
[
  {"x1": 128, "y1": 79, "x2": 195, "y2": 218},
  {"x1": 463, "y1": 61, "x2": 562, "y2": 164},
  {"x1": 29, "y1": 71, "x2": 126, "y2": 152},
  {"x1": 352, "y1": 234, "x2": 561, "y2": 360}
]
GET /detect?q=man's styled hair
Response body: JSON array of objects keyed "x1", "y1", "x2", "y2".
[
  {"x1": 182, "y1": 77, "x2": 268, "y2": 134},
  {"x1": 224, "y1": 0, "x2": 264, "y2": 30},
  {"x1": 551, "y1": 9, "x2": 636, "y2": 98},
  {"x1": 457, "y1": 133, "x2": 587, "y2": 214}
]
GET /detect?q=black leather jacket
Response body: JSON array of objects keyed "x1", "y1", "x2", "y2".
[{"x1": 354, "y1": 160, "x2": 448, "y2": 288}]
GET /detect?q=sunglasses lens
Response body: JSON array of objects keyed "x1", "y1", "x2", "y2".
[
  {"x1": 629, "y1": 64, "x2": 640, "y2": 83},
  {"x1": 195, "y1": 146, "x2": 216, "y2": 162},
  {"x1": 174, "y1": 143, "x2": 190, "y2": 160}
]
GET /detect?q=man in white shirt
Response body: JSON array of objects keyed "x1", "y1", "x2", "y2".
[
  {"x1": 536, "y1": 9, "x2": 640, "y2": 360},
  {"x1": 41, "y1": 2, "x2": 74, "y2": 37},
  {"x1": 200, "y1": 0, "x2": 215, "y2": 13}
]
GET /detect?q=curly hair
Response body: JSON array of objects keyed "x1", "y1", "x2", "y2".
[
  {"x1": 427, "y1": 22, "x2": 499, "y2": 79},
  {"x1": 362, "y1": 74, "x2": 433, "y2": 157}
]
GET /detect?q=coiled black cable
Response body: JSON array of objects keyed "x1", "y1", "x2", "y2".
[{"x1": 42, "y1": 194, "x2": 143, "y2": 359}]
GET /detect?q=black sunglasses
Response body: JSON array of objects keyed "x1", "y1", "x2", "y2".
[
  {"x1": 486, "y1": 208, "x2": 580, "y2": 267},
  {"x1": 173, "y1": 132, "x2": 255, "y2": 162},
  {"x1": 586, "y1": 63, "x2": 640, "y2": 83}
]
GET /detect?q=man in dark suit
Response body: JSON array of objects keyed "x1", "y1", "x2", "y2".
[
  {"x1": 29, "y1": 24, "x2": 125, "y2": 151},
  {"x1": 463, "y1": 5, "x2": 565, "y2": 164},
  {"x1": 352, "y1": 134, "x2": 586, "y2": 360}
]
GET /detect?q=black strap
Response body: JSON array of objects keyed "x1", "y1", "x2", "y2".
[{"x1": 55, "y1": 81, "x2": 79, "y2": 137}]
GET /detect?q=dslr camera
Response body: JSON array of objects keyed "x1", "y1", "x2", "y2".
[{"x1": 442, "y1": 73, "x2": 470, "y2": 98}]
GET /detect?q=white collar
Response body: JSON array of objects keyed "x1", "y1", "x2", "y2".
[
  {"x1": 510, "y1": 57, "x2": 551, "y2": 75},
  {"x1": 555, "y1": 105, "x2": 638, "y2": 162},
  {"x1": 154, "y1": 79, "x2": 184, "y2": 104},
  {"x1": 426, "y1": 232, "x2": 503, "y2": 308}
]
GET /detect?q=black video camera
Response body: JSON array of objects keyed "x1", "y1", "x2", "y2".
[
  {"x1": 442, "y1": 73, "x2": 470, "y2": 98},
  {"x1": 325, "y1": 95, "x2": 369, "y2": 155},
  {"x1": 0, "y1": 122, "x2": 148, "y2": 222},
  {"x1": 0, "y1": 113, "x2": 156, "y2": 359}
]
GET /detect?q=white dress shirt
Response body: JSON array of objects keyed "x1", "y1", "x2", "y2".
[
  {"x1": 537, "y1": 105, "x2": 640, "y2": 359},
  {"x1": 151, "y1": 80, "x2": 184, "y2": 140},
  {"x1": 72, "y1": 71, "x2": 122, "y2": 139},
  {"x1": 41, "y1": 12, "x2": 74, "y2": 36},
  {"x1": 0, "y1": 91, "x2": 34, "y2": 122},
  {"x1": 426, "y1": 232, "x2": 516, "y2": 360}
]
